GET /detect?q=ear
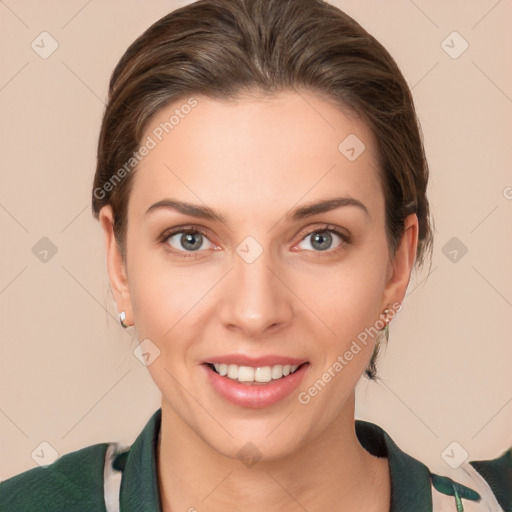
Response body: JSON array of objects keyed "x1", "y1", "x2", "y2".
[
  {"x1": 381, "y1": 213, "x2": 419, "y2": 311},
  {"x1": 98, "y1": 205, "x2": 133, "y2": 325}
]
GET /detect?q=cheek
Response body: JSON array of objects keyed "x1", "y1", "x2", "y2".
[
  {"x1": 297, "y1": 247, "x2": 389, "y2": 348},
  {"x1": 331, "y1": 269, "x2": 387, "y2": 340},
  {"x1": 126, "y1": 248, "x2": 204, "y2": 405},
  {"x1": 295, "y1": 260, "x2": 388, "y2": 418},
  {"x1": 126, "y1": 241, "x2": 194, "y2": 350},
  {"x1": 130, "y1": 271, "x2": 205, "y2": 349},
  {"x1": 126, "y1": 230, "x2": 207, "y2": 333},
  {"x1": 292, "y1": 245, "x2": 390, "y2": 410}
]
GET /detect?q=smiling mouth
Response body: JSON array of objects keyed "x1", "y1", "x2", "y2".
[{"x1": 205, "y1": 362, "x2": 309, "y2": 384}]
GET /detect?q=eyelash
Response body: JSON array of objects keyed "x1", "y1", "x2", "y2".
[{"x1": 159, "y1": 224, "x2": 351, "y2": 259}]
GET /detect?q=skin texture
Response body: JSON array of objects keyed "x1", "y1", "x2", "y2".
[{"x1": 99, "y1": 90, "x2": 418, "y2": 511}]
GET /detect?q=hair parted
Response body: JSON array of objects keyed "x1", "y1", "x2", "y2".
[{"x1": 92, "y1": 0, "x2": 433, "y2": 380}]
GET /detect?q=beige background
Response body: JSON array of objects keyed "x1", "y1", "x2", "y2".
[{"x1": 1, "y1": 0, "x2": 511, "y2": 481}]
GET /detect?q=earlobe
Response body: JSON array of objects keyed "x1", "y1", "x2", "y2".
[
  {"x1": 382, "y1": 213, "x2": 419, "y2": 310},
  {"x1": 98, "y1": 205, "x2": 133, "y2": 325}
]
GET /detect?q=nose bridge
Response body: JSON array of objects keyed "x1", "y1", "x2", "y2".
[{"x1": 218, "y1": 236, "x2": 292, "y2": 335}]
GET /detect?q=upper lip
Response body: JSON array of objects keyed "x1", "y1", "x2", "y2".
[{"x1": 203, "y1": 354, "x2": 308, "y2": 367}]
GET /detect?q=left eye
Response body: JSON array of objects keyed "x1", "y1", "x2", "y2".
[
  {"x1": 297, "y1": 229, "x2": 346, "y2": 252},
  {"x1": 165, "y1": 230, "x2": 215, "y2": 252}
]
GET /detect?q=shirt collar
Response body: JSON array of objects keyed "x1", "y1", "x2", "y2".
[
  {"x1": 355, "y1": 419, "x2": 433, "y2": 511},
  {"x1": 119, "y1": 408, "x2": 162, "y2": 512},
  {"x1": 118, "y1": 409, "x2": 434, "y2": 512}
]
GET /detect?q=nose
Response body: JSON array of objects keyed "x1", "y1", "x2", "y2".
[{"x1": 216, "y1": 241, "x2": 294, "y2": 338}]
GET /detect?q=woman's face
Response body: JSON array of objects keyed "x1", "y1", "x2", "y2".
[{"x1": 101, "y1": 90, "x2": 417, "y2": 460}]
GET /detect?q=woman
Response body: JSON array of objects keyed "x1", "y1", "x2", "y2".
[{"x1": 1, "y1": 0, "x2": 510, "y2": 510}]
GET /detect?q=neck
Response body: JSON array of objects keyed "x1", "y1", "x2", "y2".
[{"x1": 157, "y1": 394, "x2": 390, "y2": 512}]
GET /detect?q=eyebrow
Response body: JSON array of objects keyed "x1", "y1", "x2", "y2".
[
  {"x1": 145, "y1": 196, "x2": 369, "y2": 223},
  {"x1": 284, "y1": 196, "x2": 369, "y2": 221}
]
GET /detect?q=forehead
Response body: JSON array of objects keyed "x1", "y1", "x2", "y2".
[{"x1": 129, "y1": 91, "x2": 383, "y2": 223}]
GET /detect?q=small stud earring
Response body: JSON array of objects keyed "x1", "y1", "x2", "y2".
[{"x1": 119, "y1": 310, "x2": 129, "y2": 328}]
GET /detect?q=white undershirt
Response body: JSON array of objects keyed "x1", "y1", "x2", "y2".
[{"x1": 103, "y1": 443, "x2": 123, "y2": 512}]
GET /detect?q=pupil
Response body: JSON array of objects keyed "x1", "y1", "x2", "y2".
[
  {"x1": 182, "y1": 232, "x2": 202, "y2": 251},
  {"x1": 312, "y1": 232, "x2": 331, "y2": 251}
]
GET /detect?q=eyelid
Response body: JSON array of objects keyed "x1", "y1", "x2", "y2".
[{"x1": 296, "y1": 223, "x2": 351, "y2": 243}]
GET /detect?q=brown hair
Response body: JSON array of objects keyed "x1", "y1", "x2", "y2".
[{"x1": 92, "y1": 0, "x2": 433, "y2": 380}]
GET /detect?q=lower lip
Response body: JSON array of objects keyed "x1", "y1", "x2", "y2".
[{"x1": 203, "y1": 364, "x2": 309, "y2": 409}]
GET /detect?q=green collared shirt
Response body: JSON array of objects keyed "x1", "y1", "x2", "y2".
[{"x1": 1, "y1": 408, "x2": 510, "y2": 511}]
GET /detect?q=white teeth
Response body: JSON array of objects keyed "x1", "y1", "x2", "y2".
[
  {"x1": 211, "y1": 363, "x2": 302, "y2": 383},
  {"x1": 271, "y1": 365, "x2": 283, "y2": 379},
  {"x1": 227, "y1": 364, "x2": 238, "y2": 379},
  {"x1": 238, "y1": 366, "x2": 255, "y2": 382},
  {"x1": 255, "y1": 367, "x2": 272, "y2": 382}
]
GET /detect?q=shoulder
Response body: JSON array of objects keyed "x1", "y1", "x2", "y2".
[
  {"x1": 355, "y1": 419, "x2": 511, "y2": 511},
  {"x1": 427, "y1": 447, "x2": 512, "y2": 511},
  {"x1": 469, "y1": 447, "x2": 512, "y2": 512},
  {"x1": 0, "y1": 442, "x2": 111, "y2": 512}
]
